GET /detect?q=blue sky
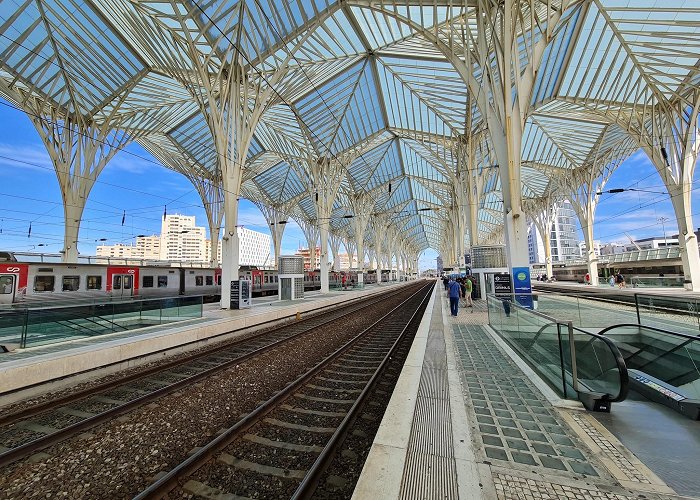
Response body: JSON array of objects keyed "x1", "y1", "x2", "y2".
[{"x1": 0, "y1": 99, "x2": 697, "y2": 271}]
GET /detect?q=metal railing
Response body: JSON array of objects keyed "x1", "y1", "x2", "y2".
[
  {"x1": 596, "y1": 323, "x2": 700, "y2": 399},
  {"x1": 542, "y1": 246, "x2": 682, "y2": 268},
  {"x1": 6, "y1": 251, "x2": 215, "y2": 268}
]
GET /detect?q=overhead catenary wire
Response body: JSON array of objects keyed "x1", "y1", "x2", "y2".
[{"x1": 0, "y1": 11, "x2": 698, "y2": 252}]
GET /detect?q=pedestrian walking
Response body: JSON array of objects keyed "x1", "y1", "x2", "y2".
[
  {"x1": 448, "y1": 278, "x2": 462, "y2": 317},
  {"x1": 464, "y1": 276, "x2": 473, "y2": 308}
]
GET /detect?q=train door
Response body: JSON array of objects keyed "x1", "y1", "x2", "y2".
[
  {"x1": 179, "y1": 269, "x2": 186, "y2": 295},
  {"x1": 111, "y1": 274, "x2": 134, "y2": 298},
  {"x1": 0, "y1": 264, "x2": 28, "y2": 304},
  {"x1": 0, "y1": 274, "x2": 15, "y2": 304},
  {"x1": 251, "y1": 270, "x2": 263, "y2": 291},
  {"x1": 107, "y1": 267, "x2": 139, "y2": 298}
]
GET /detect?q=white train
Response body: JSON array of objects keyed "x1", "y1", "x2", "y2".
[{"x1": 0, "y1": 252, "x2": 384, "y2": 305}]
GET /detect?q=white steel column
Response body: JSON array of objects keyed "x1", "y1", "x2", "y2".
[
  {"x1": 640, "y1": 103, "x2": 700, "y2": 290},
  {"x1": 298, "y1": 219, "x2": 319, "y2": 272},
  {"x1": 29, "y1": 107, "x2": 132, "y2": 263},
  {"x1": 309, "y1": 159, "x2": 345, "y2": 293},
  {"x1": 259, "y1": 203, "x2": 290, "y2": 270},
  {"x1": 344, "y1": 239, "x2": 357, "y2": 270},
  {"x1": 329, "y1": 233, "x2": 342, "y2": 271},
  {"x1": 565, "y1": 140, "x2": 622, "y2": 287}
]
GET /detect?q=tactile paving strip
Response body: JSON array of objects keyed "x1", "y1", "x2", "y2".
[
  {"x1": 399, "y1": 294, "x2": 459, "y2": 500},
  {"x1": 453, "y1": 324, "x2": 604, "y2": 479}
]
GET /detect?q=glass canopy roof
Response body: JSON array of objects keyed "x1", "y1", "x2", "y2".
[{"x1": 0, "y1": 0, "x2": 698, "y2": 253}]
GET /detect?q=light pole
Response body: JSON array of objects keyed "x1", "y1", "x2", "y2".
[{"x1": 658, "y1": 217, "x2": 668, "y2": 248}]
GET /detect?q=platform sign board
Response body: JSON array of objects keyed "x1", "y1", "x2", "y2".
[
  {"x1": 493, "y1": 273, "x2": 512, "y2": 297},
  {"x1": 513, "y1": 266, "x2": 533, "y2": 309}
]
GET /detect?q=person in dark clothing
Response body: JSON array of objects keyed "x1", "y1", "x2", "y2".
[
  {"x1": 502, "y1": 298, "x2": 511, "y2": 317},
  {"x1": 443, "y1": 276, "x2": 449, "y2": 290},
  {"x1": 448, "y1": 278, "x2": 462, "y2": 316}
]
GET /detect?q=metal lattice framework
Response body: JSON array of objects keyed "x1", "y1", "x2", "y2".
[{"x1": 1, "y1": 0, "x2": 699, "y2": 278}]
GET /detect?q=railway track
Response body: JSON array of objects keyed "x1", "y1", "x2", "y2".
[
  {"x1": 134, "y1": 281, "x2": 434, "y2": 499},
  {"x1": 0, "y1": 284, "x2": 418, "y2": 468}
]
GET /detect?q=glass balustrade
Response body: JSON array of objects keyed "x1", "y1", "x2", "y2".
[
  {"x1": 488, "y1": 294, "x2": 628, "y2": 404},
  {"x1": 0, "y1": 295, "x2": 203, "y2": 349}
]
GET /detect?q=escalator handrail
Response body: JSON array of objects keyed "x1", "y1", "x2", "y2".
[
  {"x1": 502, "y1": 302, "x2": 628, "y2": 403},
  {"x1": 568, "y1": 324, "x2": 629, "y2": 403},
  {"x1": 530, "y1": 322, "x2": 629, "y2": 402},
  {"x1": 598, "y1": 323, "x2": 700, "y2": 341}
]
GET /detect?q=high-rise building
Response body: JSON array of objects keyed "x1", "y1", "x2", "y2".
[
  {"x1": 135, "y1": 235, "x2": 161, "y2": 260},
  {"x1": 527, "y1": 220, "x2": 545, "y2": 264},
  {"x1": 205, "y1": 239, "x2": 223, "y2": 265},
  {"x1": 97, "y1": 215, "x2": 271, "y2": 266},
  {"x1": 551, "y1": 201, "x2": 579, "y2": 262},
  {"x1": 527, "y1": 201, "x2": 579, "y2": 263},
  {"x1": 237, "y1": 227, "x2": 272, "y2": 266},
  {"x1": 160, "y1": 214, "x2": 207, "y2": 262},
  {"x1": 296, "y1": 247, "x2": 321, "y2": 270}
]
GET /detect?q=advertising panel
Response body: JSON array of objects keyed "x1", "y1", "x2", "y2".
[{"x1": 513, "y1": 266, "x2": 533, "y2": 309}]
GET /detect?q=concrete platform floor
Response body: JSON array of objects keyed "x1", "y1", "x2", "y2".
[{"x1": 355, "y1": 284, "x2": 692, "y2": 499}]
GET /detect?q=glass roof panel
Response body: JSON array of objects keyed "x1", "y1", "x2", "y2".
[
  {"x1": 377, "y1": 59, "x2": 453, "y2": 137},
  {"x1": 0, "y1": 0, "x2": 144, "y2": 113}
]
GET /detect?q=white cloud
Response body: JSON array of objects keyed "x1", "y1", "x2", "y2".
[{"x1": 0, "y1": 143, "x2": 53, "y2": 173}]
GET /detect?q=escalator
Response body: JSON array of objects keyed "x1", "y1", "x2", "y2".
[
  {"x1": 488, "y1": 294, "x2": 700, "y2": 497},
  {"x1": 596, "y1": 323, "x2": 700, "y2": 419},
  {"x1": 487, "y1": 294, "x2": 629, "y2": 412}
]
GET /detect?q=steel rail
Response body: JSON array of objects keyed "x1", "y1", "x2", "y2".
[
  {"x1": 0, "y1": 286, "x2": 403, "y2": 424},
  {"x1": 0, "y1": 285, "x2": 415, "y2": 468},
  {"x1": 291, "y1": 282, "x2": 434, "y2": 499},
  {"x1": 133, "y1": 282, "x2": 433, "y2": 500}
]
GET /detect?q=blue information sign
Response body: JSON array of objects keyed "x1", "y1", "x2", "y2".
[{"x1": 513, "y1": 266, "x2": 533, "y2": 309}]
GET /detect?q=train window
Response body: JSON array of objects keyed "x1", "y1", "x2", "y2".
[
  {"x1": 264, "y1": 276, "x2": 269, "y2": 283},
  {"x1": 195, "y1": 276, "x2": 203, "y2": 286},
  {"x1": 217, "y1": 275, "x2": 222, "y2": 285},
  {"x1": 157, "y1": 276, "x2": 168, "y2": 288},
  {"x1": 206, "y1": 276, "x2": 213, "y2": 286},
  {"x1": 1, "y1": 276, "x2": 13, "y2": 294},
  {"x1": 142, "y1": 276, "x2": 154, "y2": 288},
  {"x1": 34, "y1": 275, "x2": 55, "y2": 292},
  {"x1": 123, "y1": 276, "x2": 132, "y2": 290},
  {"x1": 113, "y1": 275, "x2": 122, "y2": 290},
  {"x1": 62, "y1": 276, "x2": 80, "y2": 292},
  {"x1": 87, "y1": 275, "x2": 102, "y2": 290},
  {"x1": 275, "y1": 276, "x2": 278, "y2": 283}
]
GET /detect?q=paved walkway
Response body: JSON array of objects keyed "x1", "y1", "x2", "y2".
[{"x1": 445, "y1": 294, "x2": 685, "y2": 499}]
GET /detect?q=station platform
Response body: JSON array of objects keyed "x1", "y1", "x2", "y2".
[
  {"x1": 0, "y1": 282, "x2": 404, "y2": 401},
  {"x1": 355, "y1": 283, "x2": 695, "y2": 499}
]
